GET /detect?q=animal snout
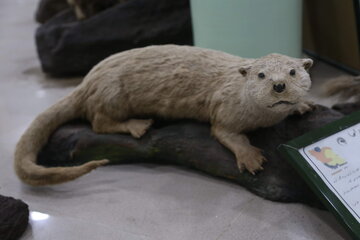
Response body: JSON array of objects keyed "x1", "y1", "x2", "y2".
[{"x1": 273, "y1": 83, "x2": 286, "y2": 93}]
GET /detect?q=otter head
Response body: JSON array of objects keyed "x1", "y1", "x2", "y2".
[{"x1": 239, "y1": 53, "x2": 313, "y2": 113}]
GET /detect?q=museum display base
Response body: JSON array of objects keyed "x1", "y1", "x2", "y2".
[{"x1": 37, "y1": 105, "x2": 351, "y2": 208}]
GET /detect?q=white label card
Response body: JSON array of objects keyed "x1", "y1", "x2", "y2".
[{"x1": 299, "y1": 123, "x2": 360, "y2": 223}]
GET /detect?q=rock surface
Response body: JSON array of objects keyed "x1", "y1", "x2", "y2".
[
  {"x1": 35, "y1": 0, "x2": 193, "y2": 77},
  {"x1": 38, "y1": 106, "x2": 345, "y2": 208},
  {"x1": 0, "y1": 195, "x2": 29, "y2": 240}
]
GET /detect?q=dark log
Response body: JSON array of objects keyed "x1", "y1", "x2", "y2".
[
  {"x1": 35, "y1": 0, "x2": 193, "y2": 77},
  {"x1": 332, "y1": 102, "x2": 360, "y2": 115},
  {"x1": 37, "y1": 106, "x2": 345, "y2": 208},
  {"x1": 0, "y1": 195, "x2": 29, "y2": 240}
]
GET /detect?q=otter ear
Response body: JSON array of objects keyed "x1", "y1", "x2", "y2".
[
  {"x1": 301, "y1": 58, "x2": 313, "y2": 71},
  {"x1": 238, "y1": 66, "x2": 251, "y2": 77}
]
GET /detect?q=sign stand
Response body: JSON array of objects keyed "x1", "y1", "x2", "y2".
[{"x1": 279, "y1": 111, "x2": 360, "y2": 240}]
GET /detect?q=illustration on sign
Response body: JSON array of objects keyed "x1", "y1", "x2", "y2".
[
  {"x1": 309, "y1": 147, "x2": 347, "y2": 169},
  {"x1": 299, "y1": 122, "x2": 360, "y2": 223}
]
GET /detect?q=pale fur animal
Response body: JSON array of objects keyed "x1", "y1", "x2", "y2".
[
  {"x1": 15, "y1": 45, "x2": 313, "y2": 186},
  {"x1": 323, "y1": 75, "x2": 360, "y2": 101}
]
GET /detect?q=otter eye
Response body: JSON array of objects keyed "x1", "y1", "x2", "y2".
[
  {"x1": 289, "y1": 69, "x2": 296, "y2": 76},
  {"x1": 258, "y1": 73, "x2": 265, "y2": 79}
]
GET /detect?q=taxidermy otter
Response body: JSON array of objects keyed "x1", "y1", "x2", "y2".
[
  {"x1": 15, "y1": 45, "x2": 313, "y2": 186},
  {"x1": 323, "y1": 75, "x2": 360, "y2": 101}
]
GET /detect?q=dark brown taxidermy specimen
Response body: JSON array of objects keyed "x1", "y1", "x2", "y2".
[
  {"x1": 0, "y1": 195, "x2": 29, "y2": 240},
  {"x1": 67, "y1": 0, "x2": 129, "y2": 19}
]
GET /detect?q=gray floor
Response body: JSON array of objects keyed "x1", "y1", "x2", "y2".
[{"x1": 0, "y1": 1, "x2": 354, "y2": 239}]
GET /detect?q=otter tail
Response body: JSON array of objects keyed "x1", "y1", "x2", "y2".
[
  {"x1": 323, "y1": 76, "x2": 360, "y2": 100},
  {"x1": 14, "y1": 90, "x2": 109, "y2": 186}
]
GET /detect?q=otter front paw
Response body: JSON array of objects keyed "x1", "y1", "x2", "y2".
[
  {"x1": 293, "y1": 101, "x2": 315, "y2": 115},
  {"x1": 236, "y1": 147, "x2": 266, "y2": 175}
]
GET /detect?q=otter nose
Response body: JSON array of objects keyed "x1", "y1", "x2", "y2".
[{"x1": 273, "y1": 83, "x2": 286, "y2": 93}]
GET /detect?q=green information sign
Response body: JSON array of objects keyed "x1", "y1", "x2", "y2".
[{"x1": 279, "y1": 111, "x2": 360, "y2": 240}]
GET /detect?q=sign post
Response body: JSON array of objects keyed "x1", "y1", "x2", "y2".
[{"x1": 279, "y1": 111, "x2": 360, "y2": 239}]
